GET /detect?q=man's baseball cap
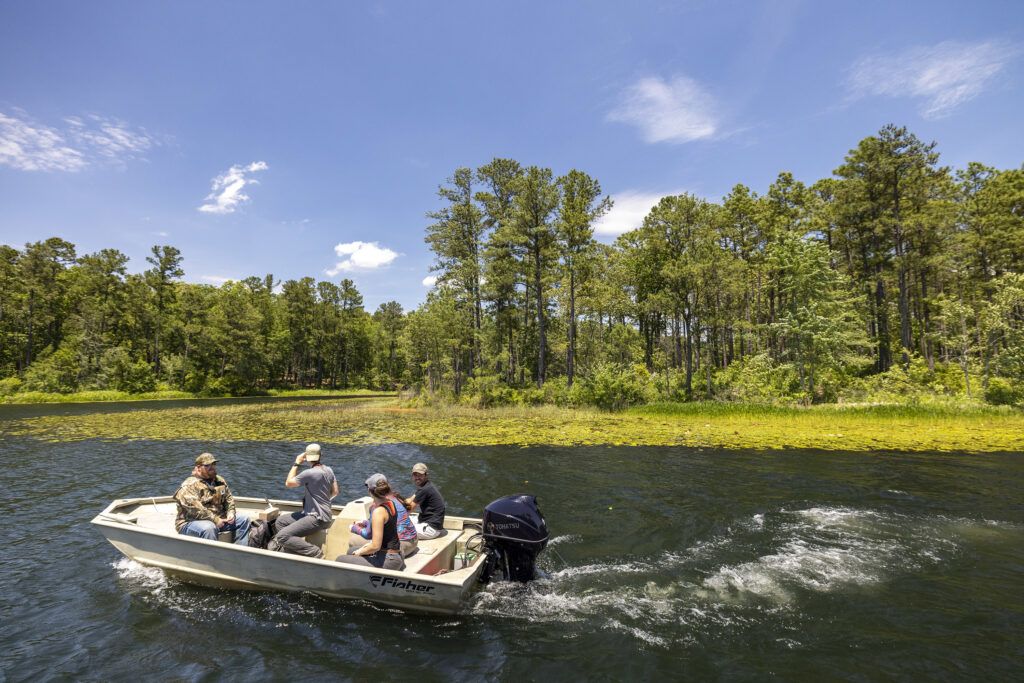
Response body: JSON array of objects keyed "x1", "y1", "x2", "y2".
[
  {"x1": 195, "y1": 453, "x2": 217, "y2": 466},
  {"x1": 412, "y1": 463, "x2": 428, "y2": 475},
  {"x1": 302, "y1": 443, "x2": 321, "y2": 462}
]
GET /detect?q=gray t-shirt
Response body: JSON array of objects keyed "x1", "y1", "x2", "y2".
[{"x1": 296, "y1": 464, "x2": 336, "y2": 521}]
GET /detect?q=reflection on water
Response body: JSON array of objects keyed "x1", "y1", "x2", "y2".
[{"x1": 1, "y1": 403, "x2": 1022, "y2": 680}]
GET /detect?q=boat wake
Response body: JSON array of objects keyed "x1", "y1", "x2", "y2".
[
  {"x1": 469, "y1": 506, "x2": 1001, "y2": 648},
  {"x1": 113, "y1": 557, "x2": 169, "y2": 591},
  {"x1": 111, "y1": 557, "x2": 322, "y2": 623}
]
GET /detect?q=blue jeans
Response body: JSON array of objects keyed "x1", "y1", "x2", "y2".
[{"x1": 180, "y1": 514, "x2": 251, "y2": 546}]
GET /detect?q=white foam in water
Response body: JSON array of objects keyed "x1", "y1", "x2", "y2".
[
  {"x1": 551, "y1": 557, "x2": 663, "y2": 580},
  {"x1": 113, "y1": 557, "x2": 168, "y2": 591},
  {"x1": 702, "y1": 538, "x2": 880, "y2": 602},
  {"x1": 604, "y1": 618, "x2": 669, "y2": 648},
  {"x1": 547, "y1": 534, "x2": 582, "y2": 547},
  {"x1": 472, "y1": 505, "x2": 993, "y2": 650},
  {"x1": 702, "y1": 506, "x2": 959, "y2": 603}
]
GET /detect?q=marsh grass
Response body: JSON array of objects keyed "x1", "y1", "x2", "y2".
[
  {"x1": 4, "y1": 389, "x2": 196, "y2": 404},
  {"x1": 4, "y1": 397, "x2": 1022, "y2": 452},
  {"x1": 630, "y1": 401, "x2": 1017, "y2": 419}
]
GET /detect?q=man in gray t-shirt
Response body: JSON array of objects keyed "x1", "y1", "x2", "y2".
[{"x1": 268, "y1": 443, "x2": 338, "y2": 558}]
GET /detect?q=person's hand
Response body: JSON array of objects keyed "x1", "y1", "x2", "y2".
[
  {"x1": 224, "y1": 513, "x2": 235, "y2": 525},
  {"x1": 216, "y1": 517, "x2": 227, "y2": 529},
  {"x1": 294, "y1": 453, "x2": 305, "y2": 466}
]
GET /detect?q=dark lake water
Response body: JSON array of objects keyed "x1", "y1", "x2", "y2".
[{"x1": 1, "y1": 401, "x2": 1023, "y2": 681}]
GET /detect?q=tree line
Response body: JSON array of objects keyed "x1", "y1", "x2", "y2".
[{"x1": 2, "y1": 124, "x2": 1022, "y2": 406}]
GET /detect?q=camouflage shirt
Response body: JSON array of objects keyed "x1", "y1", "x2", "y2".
[{"x1": 174, "y1": 474, "x2": 236, "y2": 533}]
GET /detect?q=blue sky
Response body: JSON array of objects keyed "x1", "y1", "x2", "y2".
[{"x1": 2, "y1": 1, "x2": 1022, "y2": 312}]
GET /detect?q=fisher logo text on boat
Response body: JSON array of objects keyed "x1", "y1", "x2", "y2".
[{"x1": 370, "y1": 576, "x2": 436, "y2": 593}]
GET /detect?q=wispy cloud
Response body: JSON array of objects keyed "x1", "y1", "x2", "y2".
[
  {"x1": 846, "y1": 40, "x2": 1018, "y2": 119},
  {"x1": 594, "y1": 190, "x2": 680, "y2": 238},
  {"x1": 607, "y1": 75, "x2": 717, "y2": 143},
  {"x1": 1, "y1": 111, "x2": 87, "y2": 171},
  {"x1": 422, "y1": 275, "x2": 437, "y2": 287},
  {"x1": 65, "y1": 115, "x2": 155, "y2": 161},
  {"x1": 327, "y1": 241, "x2": 398, "y2": 276},
  {"x1": 0, "y1": 110, "x2": 158, "y2": 171},
  {"x1": 199, "y1": 275, "x2": 230, "y2": 285},
  {"x1": 198, "y1": 161, "x2": 269, "y2": 214}
]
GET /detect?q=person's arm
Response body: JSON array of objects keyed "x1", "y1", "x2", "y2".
[
  {"x1": 222, "y1": 480, "x2": 236, "y2": 524},
  {"x1": 330, "y1": 479, "x2": 339, "y2": 500},
  {"x1": 285, "y1": 454, "x2": 305, "y2": 488},
  {"x1": 353, "y1": 506, "x2": 387, "y2": 556}
]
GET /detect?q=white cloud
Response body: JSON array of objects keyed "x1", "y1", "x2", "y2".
[
  {"x1": 0, "y1": 110, "x2": 158, "y2": 172},
  {"x1": 68, "y1": 115, "x2": 155, "y2": 160},
  {"x1": 594, "y1": 190, "x2": 681, "y2": 238},
  {"x1": 198, "y1": 161, "x2": 269, "y2": 214},
  {"x1": 199, "y1": 275, "x2": 230, "y2": 285},
  {"x1": 847, "y1": 40, "x2": 1018, "y2": 119},
  {"x1": 422, "y1": 275, "x2": 437, "y2": 287},
  {"x1": 327, "y1": 241, "x2": 398, "y2": 276},
  {"x1": 607, "y1": 75, "x2": 717, "y2": 143},
  {"x1": 0, "y1": 112, "x2": 86, "y2": 171}
]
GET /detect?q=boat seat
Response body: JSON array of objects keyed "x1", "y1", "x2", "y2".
[
  {"x1": 321, "y1": 518, "x2": 356, "y2": 560},
  {"x1": 404, "y1": 530, "x2": 464, "y2": 575}
]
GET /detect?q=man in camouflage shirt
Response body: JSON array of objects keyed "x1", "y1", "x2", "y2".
[{"x1": 174, "y1": 453, "x2": 251, "y2": 545}]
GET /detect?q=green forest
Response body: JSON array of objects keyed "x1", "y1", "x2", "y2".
[{"x1": 2, "y1": 125, "x2": 1022, "y2": 408}]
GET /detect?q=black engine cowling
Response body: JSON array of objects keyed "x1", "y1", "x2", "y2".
[{"x1": 478, "y1": 494, "x2": 548, "y2": 583}]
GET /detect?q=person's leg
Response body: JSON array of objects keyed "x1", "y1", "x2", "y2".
[
  {"x1": 382, "y1": 552, "x2": 405, "y2": 571},
  {"x1": 270, "y1": 514, "x2": 328, "y2": 558},
  {"x1": 180, "y1": 520, "x2": 218, "y2": 540},
  {"x1": 348, "y1": 532, "x2": 369, "y2": 550},
  {"x1": 400, "y1": 539, "x2": 418, "y2": 557},
  {"x1": 335, "y1": 551, "x2": 402, "y2": 569},
  {"x1": 273, "y1": 511, "x2": 301, "y2": 532},
  {"x1": 228, "y1": 513, "x2": 251, "y2": 546},
  {"x1": 266, "y1": 512, "x2": 301, "y2": 551}
]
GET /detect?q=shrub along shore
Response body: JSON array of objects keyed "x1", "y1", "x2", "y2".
[{"x1": 3, "y1": 396, "x2": 1021, "y2": 452}]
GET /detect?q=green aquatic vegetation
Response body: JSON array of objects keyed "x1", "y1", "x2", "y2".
[
  {"x1": 3, "y1": 398, "x2": 1022, "y2": 452},
  {"x1": 1, "y1": 388, "x2": 392, "y2": 405},
  {"x1": 3, "y1": 389, "x2": 196, "y2": 404}
]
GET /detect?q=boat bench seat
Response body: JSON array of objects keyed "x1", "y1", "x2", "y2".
[{"x1": 403, "y1": 530, "x2": 464, "y2": 575}]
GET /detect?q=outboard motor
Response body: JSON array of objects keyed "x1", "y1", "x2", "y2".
[{"x1": 478, "y1": 494, "x2": 548, "y2": 583}]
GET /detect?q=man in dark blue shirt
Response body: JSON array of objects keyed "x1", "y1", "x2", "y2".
[{"x1": 405, "y1": 462, "x2": 446, "y2": 539}]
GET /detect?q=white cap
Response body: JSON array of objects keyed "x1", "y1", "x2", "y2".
[{"x1": 302, "y1": 443, "x2": 321, "y2": 462}]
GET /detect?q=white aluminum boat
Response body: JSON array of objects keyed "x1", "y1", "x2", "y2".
[{"x1": 91, "y1": 495, "x2": 488, "y2": 614}]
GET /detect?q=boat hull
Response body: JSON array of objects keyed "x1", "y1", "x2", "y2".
[{"x1": 93, "y1": 496, "x2": 486, "y2": 614}]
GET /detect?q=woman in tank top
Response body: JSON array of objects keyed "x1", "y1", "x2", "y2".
[{"x1": 335, "y1": 476, "x2": 404, "y2": 571}]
